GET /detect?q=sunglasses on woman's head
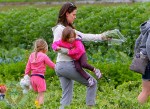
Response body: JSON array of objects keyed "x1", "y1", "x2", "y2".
[
  {"x1": 68, "y1": 2, "x2": 76, "y2": 9},
  {"x1": 69, "y1": 2, "x2": 74, "y2": 7},
  {"x1": 68, "y1": 2, "x2": 76, "y2": 11}
]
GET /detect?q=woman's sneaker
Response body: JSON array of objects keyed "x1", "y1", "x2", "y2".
[
  {"x1": 94, "y1": 69, "x2": 102, "y2": 79},
  {"x1": 88, "y1": 77, "x2": 95, "y2": 87}
]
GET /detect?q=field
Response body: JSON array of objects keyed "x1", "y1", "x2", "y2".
[{"x1": 1, "y1": 2, "x2": 150, "y2": 109}]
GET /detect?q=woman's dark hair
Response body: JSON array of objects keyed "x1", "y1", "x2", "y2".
[
  {"x1": 62, "y1": 26, "x2": 76, "y2": 42},
  {"x1": 57, "y1": 2, "x2": 77, "y2": 29}
]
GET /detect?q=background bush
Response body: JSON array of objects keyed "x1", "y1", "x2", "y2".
[{"x1": 1, "y1": 3, "x2": 150, "y2": 56}]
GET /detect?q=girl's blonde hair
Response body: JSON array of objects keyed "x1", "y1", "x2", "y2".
[
  {"x1": 62, "y1": 26, "x2": 76, "y2": 41},
  {"x1": 33, "y1": 38, "x2": 48, "y2": 59}
]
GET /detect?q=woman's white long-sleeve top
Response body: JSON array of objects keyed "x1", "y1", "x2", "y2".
[{"x1": 52, "y1": 24, "x2": 103, "y2": 62}]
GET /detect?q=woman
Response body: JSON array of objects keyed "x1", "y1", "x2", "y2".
[
  {"x1": 136, "y1": 20, "x2": 150, "y2": 104},
  {"x1": 52, "y1": 2, "x2": 108, "y2": 109}
]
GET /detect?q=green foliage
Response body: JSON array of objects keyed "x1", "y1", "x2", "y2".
[
  {"x1": 0, "y1": 62, "x2": 25, "y2": 83},
  {"x1": 93, "y1": 81, "x2": 150, "y2": 109},
  {"x1": 86, "y1": 48, "x2": 141, "y2": 87},
  {"x1": 75, "y1": 3, "x2": 150, "y2": 56},
  {"x1": 1, "y1": 3, "x2": 150, "y2": 109},
  {"x1": 1, "y1": 3, "x2": 150, "y2": 56},
  {"x1": 0, "y1": 47, "x2": 29, "y2": 64},
  {"x1": 0, "y1": 7, "x2": 58, "y2": 49},
  {"x1": 1, "y1": 79, "x2": 150, "y2": 109}
]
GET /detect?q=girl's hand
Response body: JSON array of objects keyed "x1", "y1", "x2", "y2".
[{"x1": 56, "y1": 47, "x2": 61, "y2": 51}]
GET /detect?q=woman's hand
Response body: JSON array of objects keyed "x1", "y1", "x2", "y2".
[
  {"x1": 101, "y1": 34, "x2": 112, "y2": 41},
  {"x1": 101, "y1": 29, "x2": 124, "y2": 41}
]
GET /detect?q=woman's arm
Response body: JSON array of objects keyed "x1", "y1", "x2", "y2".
[
  {"x1": 134, "y1": 34, "x2": 142, "y2": 54},
  {"x1": 68, "y1": 40, "x2": 84, "y2": 56},
  {"x1": 75, "y1": 30, "x2": 105, "y2": 41},
  {"x1": 52, "y1": 40, "x2": 61, "y2": 51},
  {"x1": 146, "y1": 32, "x2": 150, "y2": 60},
  {"x1": 25, "y1": 58, "x2": 31, "y2": 75}
]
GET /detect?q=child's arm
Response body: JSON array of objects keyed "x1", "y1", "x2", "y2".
[
  {"x1": 68, "y1": 40, "x2": 84, "y2": 56},
  {"x1": 52, "y1": 40, "x2": 62, "y2": 51},
  {"x1": 44, "y1": 55, "x2": 55, "y2": 69},
  {"x1": 25, "y1": 59, "x2": 31, "y2": 75}
]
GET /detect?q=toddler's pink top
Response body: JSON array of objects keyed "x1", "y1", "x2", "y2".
[
  {"x1": 52, "y1": 39, "x2": 85, "y2": 60},
  {"x1": 25, "y1": 52, "x2": 55, "y2": 75}
]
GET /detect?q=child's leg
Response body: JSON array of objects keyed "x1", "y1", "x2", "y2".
[
  {"x1": 37, "y1": 92, "x2": 44, "y2": 105},
  {"x1": 74, "y1": 60, "x2": 90, "y2": 80},
  {"x1": 74, "y1": 60, "x2": 95, "y2": 86},
  {"x1": 79, "y1": 53, "x2": 94, "y2": 71},
  {"x1": 31, "y1": 76, "x2": 46, "y2": 108},
  {"x1": 80, "y1": 53, "x2": 102, "y2": 79},
  {"x1": 35, "y1": 92, "x2": 44, "y2": 108},
  {"x1": 138, "y1": 80, "x2": 150, "y2": 104}
]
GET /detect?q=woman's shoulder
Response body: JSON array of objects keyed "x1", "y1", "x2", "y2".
[{"x1": 52, "y1": 24, "x2": 65, "y2": 32}]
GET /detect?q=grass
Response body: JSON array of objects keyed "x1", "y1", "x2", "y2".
[{"x1": 1, "y1": 77, "x2": 150, "y2": 109}]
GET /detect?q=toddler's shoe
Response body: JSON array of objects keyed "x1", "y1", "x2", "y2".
[
  {"x1": 88, "y1": 77, "x2": 95, "y2": 87},
  {"x1": 94, "y1": 69, "x2": 102, "y2": 79}
]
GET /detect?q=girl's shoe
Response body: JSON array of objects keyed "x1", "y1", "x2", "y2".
[{"x1": 35, "y1": 101, "x2": 41, "y2": 109}]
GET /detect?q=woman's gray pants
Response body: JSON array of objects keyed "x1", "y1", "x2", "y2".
[{"x1": 55, "y1": 61, "x2": 97, "y2": 106}]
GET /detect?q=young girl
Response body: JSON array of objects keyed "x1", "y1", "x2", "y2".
[
  {"x1": 24, "y1": 38, "x2": 55, "y2": 108},
  {"x1": 52, "y1": 26, "x2": 102, "y2": 86}
]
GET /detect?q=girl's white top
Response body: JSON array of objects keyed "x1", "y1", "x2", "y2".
[{"x1": 52, "y1": 24, "x2": 103, "y2": 62}]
